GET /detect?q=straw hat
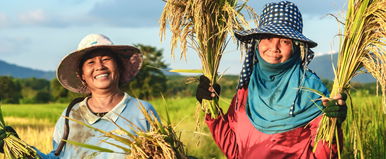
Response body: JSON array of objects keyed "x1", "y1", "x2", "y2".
[
  {"x1": 57, "y1": 33, "x2": 142, "y2": 94},
  {"x1": 235, "y1": 1, "x2": 317, "y2": 48}
]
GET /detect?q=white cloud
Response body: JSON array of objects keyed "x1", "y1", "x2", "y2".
[
  {"x1": 86, "y1": 0, "x2": 164, "y2": 27},
  {"x1": 0, "y1": 13, "x2": 8, "y2": 27},
  {"x1": 314, "y1": 50, "x2": 337, "y2": 57},
  {"x1": 19, "y1": 9, "x2": 47, "y2": 25}
]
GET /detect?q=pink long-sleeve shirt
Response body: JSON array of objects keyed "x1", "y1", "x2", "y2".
[{"x1": 205, "y1": 88, "x2": 339, "y2": 159}]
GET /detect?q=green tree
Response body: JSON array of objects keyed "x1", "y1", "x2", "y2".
[
  {"x1": 20, "y1": 78, "x2": 50, "y2": 91},
  {"x1": 50, "y1": 78, "x2": 83, "y2": 103},
  {"x1": 16, "y1": 78, "x2": 51, "y2": 104},
  {"x1": 50, "y1": 78, "x2": 68, "y2": 102},
  {"x1": 123, "y1": 44, "x2": 168, "y2": 99},
  {"x1": 33, "y1": 91, "x2": 51, "y2": 103},
  {"x1": 0, "y1": 76, "x2": 21, "y2": 103}
]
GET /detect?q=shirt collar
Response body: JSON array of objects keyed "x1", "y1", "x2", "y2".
[{"x1": 78, "y1": 92, "x2": 131, "y2": 124}]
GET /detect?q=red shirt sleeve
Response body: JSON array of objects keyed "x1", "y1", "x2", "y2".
[
  {"x1": 204, "y1": 88, "x2": 341, "y2": 159},
  {"x1": 205, "y1": 95, "x2": 239, "y2": 159}
]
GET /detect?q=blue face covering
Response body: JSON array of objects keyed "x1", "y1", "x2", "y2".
[{"x1": 246, "y1": 49, "x2": 328, "y2": 134}]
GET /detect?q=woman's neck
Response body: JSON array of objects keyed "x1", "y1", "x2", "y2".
[{"x1": 87, "y1": 90, "x2": 124, "y2": 113}]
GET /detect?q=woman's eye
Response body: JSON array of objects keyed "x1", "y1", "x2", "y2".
[
  {"x1": 281, "y1": 39, "x2": 292, "y2": 45},
  {"x1": 102, "y1": 57, "x2": 112, "y2": 61},
  {"x1": 87, "y1": 61, "x2": 94, "y2": 64}
]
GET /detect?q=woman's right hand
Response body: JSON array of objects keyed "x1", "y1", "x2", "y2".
[
  {"x1": 321, "y1": 93, "x2": 347, "y2": 125},
  {"x1": 195, "y1": 75, "x2": 221, "y2": 103}
]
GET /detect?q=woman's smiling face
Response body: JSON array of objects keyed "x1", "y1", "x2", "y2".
[
  {"x1": 258, "y1": 36, "x2": 293, "y2": 64},
  {"x1": 80, "y1": 50, "x2": 120, "y2": 93}
]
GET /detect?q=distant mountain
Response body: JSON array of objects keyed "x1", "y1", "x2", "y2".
[
  {"x1": 0, "y1": 54, "x2": 376, "y2": 83},
  {"x1": 0, "y1": 59, "x2": 55, "y2": 80},
  {"x1": 308, "y1": 53, "x2": 375, "y2": 83},
  {"x1": 0, "y1": 59, "x2": 181, "y2": 80}
]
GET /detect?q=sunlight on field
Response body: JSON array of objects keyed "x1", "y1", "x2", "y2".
[
  {"x1": 5, "y1": 116, "x2": 54, "y2": 128},
  {"x1": 0, "y1": 117, "x2": 54, "y2": 159},
  {"x1": 16, "y1": 126, "x2": 54, "y2": 153},
  {"x1": 0, "y1": 96, "x2": 384, "y2": 158},
  {"x1": 150, "y1": 97, "x2": 228, "y2": 158}
]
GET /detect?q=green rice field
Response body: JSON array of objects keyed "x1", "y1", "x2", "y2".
[{"x1": 1, "y1": 95, "x2": 385, "y2": 158}]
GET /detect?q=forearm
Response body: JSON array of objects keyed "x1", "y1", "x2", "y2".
[{"x1": 205, "y1": 96, "x2": 240, "y2": 158}]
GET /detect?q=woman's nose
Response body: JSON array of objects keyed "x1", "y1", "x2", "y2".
[
  {"x1": 269, "y1": 39, "x2": 280, "y2": 52},
  {"x1": 95, "y1": 60, "x2": 106, "y2": 70}
]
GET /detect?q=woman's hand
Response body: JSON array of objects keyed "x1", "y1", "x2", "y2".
[
  {"x1": 196, "y1": 75, "x2": 221, "y2": 103},
  {"x1": 321, "y1": 93, "x2": 348, "y2": 125}
]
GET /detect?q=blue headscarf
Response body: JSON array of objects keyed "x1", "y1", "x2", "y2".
[{"x1": 245, "y1": 47, "x2": 328, "y2": 134}]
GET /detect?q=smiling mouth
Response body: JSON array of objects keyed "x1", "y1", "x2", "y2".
[{"x1": 95, "y1": 73, "x2": 109, "y2": 79}]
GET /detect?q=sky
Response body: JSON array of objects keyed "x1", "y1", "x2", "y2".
[{"x1": 0, "y1": 0, "x2": 347, "y2": 75}]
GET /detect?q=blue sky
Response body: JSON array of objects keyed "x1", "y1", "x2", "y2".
[{"x1": 0, "y1": 0, "x2": 346, "y2": 75}]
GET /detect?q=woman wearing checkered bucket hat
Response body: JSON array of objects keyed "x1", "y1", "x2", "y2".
[
  {"x1": 28, "y1": 34, "x2": 160, "y2": 158},
  {"x1": 196, "y1": 1, "x2": 347, "y2": 158}
]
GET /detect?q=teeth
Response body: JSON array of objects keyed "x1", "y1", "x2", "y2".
[{"x1": 95, "y1": 74, "x2": 108, "y2": 79}]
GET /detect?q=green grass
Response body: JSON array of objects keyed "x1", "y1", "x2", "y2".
[
  {"x1": 342, "y1": 96, "x2": 386, "y2": 158},
  {"x1": 1, "y1": 95, "x2": 385, "y2": 158},
  {"x1": 1, "y1": 103, "x2": 66, "y2": 124},
  {"x1": 1, "y1": 97, "x2": 228, "y2": 158},
  {"x1": 149, "y1": 97, "x2": 230, "y2": 158}
]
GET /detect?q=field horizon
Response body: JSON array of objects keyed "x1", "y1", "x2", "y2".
[{"x1": 1, "y1": 95, "x2": 385, "y2": 158}]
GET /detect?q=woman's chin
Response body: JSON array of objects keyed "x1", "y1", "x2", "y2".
[
  {"x1": 89, "y1": 83, "x2": 118, "y2": 92},
  {"x1": 266, "y1": 60, "x2": 281, "y2": 64}
]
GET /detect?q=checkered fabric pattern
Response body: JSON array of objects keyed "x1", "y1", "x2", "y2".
[
  {"x1": 238, "y1": 42, "x2": 258, "y2": 89},
  {"x1": 235, "y1": 1, "x2": 317, "y2": 48},
  {"x1": 237, "y1": 41, "x2": 315, "y2": 89}
]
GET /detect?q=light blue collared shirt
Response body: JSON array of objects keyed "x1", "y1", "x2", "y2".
[{"x1": 36, "y1": 93, "x2": 159, "y2": 159}]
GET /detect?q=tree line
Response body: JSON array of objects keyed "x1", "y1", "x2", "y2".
[
  {"x1": 0, "y1": 44, "x2": 241, "y2": 104},
  {"x1": 1, "y1": 74, "x2": 378, "y2": 104},
  {"x1": 0, "y1": 44, "x2": 378, "y2": 104},
  {"x1": 0, "y1": 75, "x2": 242, "y2": 104}
]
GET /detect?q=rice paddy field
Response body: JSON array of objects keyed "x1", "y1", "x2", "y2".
[{"x1": 0, "y1": 95, "x2": 385, "y2": 158}]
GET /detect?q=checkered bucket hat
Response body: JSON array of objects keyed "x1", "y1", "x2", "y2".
[{"x1": 235, "y1": 1, "x2": 317, "y2": 48}]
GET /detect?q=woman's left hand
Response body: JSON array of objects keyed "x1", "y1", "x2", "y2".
[{"x1": 321, "y1": 93, "x2": 348, "y2": 125}]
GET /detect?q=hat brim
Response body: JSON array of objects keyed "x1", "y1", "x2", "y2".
[
  {"x1": 57, "y1": 45, "x2": 142, "y2": 94},
  {"x1": 235, "y1": 24, "x2": 317, "y2": 48}
]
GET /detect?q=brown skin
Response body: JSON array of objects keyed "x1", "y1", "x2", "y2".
[
  {"x1": 321, "y1": 94, "x2": 346, "y2": 107},
  {"x1": 81, "y1": 50, "x2": 124, "y2": 113},
  {"x1": 209, "y1": 36, "x2": 346, "y2": 106},
  {"x1": 258, "y1": 37, "x2": 293, "y2": 64}
]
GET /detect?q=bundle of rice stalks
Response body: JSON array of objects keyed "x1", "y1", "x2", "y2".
[
  {"x1": 0, "y1": 106, "x2": 38, "y2": 159},
  {"x1": 159, "y1": 0, "x2": 256, "y2": 118},
  {"x1": 66, "y1": 102, "x2": 187, "y2": 159},
  {"x1": 314, "y1": 0, "x2": 386, "y2": 157}
]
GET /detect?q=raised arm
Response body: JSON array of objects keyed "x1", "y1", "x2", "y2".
[{"x1": 204, "y1": 95, "x2": 239, "y2": 159}]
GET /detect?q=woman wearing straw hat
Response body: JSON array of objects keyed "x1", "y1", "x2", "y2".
[
  {"x1": 196, "y1": 1, "x2": 347, "y2": 158},
  {"x1": 32, "y1": 33, "x2": 159, "y2": 158}
]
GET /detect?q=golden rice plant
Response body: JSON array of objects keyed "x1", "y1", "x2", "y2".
[
  {"x1": 66, "y1": 101, "x2": 187, "y2": 159},
  {"x1": 0, "y1": 106, "x2": 38, "y2": 159},
  {"x1": 159, "y1": 0, "x2": 256, "y2": 118},
  {"x1": 314, "y1": 0, "x2": 386, "y2": 158}
]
